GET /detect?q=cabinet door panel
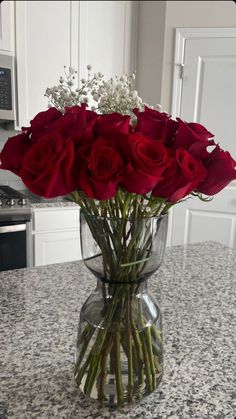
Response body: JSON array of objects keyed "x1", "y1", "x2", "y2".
[
  {"x1": 34, "y1": 230, "x2": 81, "y2": 266},
  {"x1": 0, "y1": 1, "x2": 14, "y2": 52},
  {"x1": 15, "y1": 0, "x2": 71, "y2": 128},
  {"x1": 33, "y1": 208, "x2": 79, "y2": 232},
  {"x1": 78, "y1": 1, "x2": 138, "y2": 78}
]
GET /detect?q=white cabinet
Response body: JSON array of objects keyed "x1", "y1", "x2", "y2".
[
  {"x1": 32, "y1": 206, "x2": 81, "y2": 267},
  {"x1": 78, "y1": 1, "x2": 138, "y2": 79},
  {"x1": 14, "y1": 0, "x2": 138, "y2": 129},
  {"x1": 0, "y1": 1, "x2": 14, "y2": 52},
  {"x1": 15, "y1": 0, "x2": 72, "y2": 129}
]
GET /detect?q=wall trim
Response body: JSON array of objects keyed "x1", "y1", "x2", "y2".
[{"x1": 169, "y1": 27, "x2": 236, "y2": 246}]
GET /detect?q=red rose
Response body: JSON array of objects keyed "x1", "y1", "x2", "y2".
[
  {"x1": 121, "y1": 132, "x2": 170, "y2": 195},
  {"x1": 94, "y1": 113, "x2": 131, "y2": 137},
  {"x1": 53, "y1": 105, "x2": 97, "y2": 138},
  {"x1": 134, "y1": 106, "x2": 178, "y2": 146},
  {"x1": 80, "y1": 137, "x2": 124, "y2": 200},
  {"x1": 19, "y1": 132, "x2": 78, "y2": 198},
  {"x1": 198, "y1": 145, "x2": 236, "y2": 195},
  {"x1": 153, "y1": 148, "x2": 207, "y2": 203},
  {"x1": 0, "y1": 132, "x2": 32, "y2": 174},
  {"x1": 22, "y1": 107, "x2": 62, "y2": 140},
  {"x1": 174, "y1": 119, "x2": 215, "y2": 158}
]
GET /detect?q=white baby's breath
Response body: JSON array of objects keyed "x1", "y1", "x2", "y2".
[{"x1": 45, "y1": 65, "x2": 144, "y2": 120}]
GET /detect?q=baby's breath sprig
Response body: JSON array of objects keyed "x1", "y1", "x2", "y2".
[
  {"x1": 45, "y1": 65, "x2": 144, "y2": 119},
  {"x1": 91, "y1": 72, "x2": 144, "y2": 120},
  {"x1": 45, "y1": 65, "x2": 104, "y2": 112}
]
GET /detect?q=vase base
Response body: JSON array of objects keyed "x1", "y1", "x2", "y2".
[{"x1": 76, "y1": 371, "x2": 163, "y2": 407}]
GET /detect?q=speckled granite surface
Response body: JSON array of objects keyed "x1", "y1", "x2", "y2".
[
  {"x1": 31, "y1": 199, "x2": 77, "y2": 208},
  {"x1": 0, "y1": 241, "x2": 235, "y2": 419},
  {"x1": 19, "y1": 189, "x2": 77, "y2": 208}
]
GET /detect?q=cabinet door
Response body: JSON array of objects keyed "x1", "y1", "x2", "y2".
[
  {"x1": 15, "y1": 0, "x2": 72, "y2": 128},
  {"x1": 0, "y1": 1, "x2": 14, "y2": 52},
  {"x1": 34, "y1": 230, "x2": 81, "y2": 266},
  {"x1": 78, "y1": 1, "x2": 138, "y2": 79}
]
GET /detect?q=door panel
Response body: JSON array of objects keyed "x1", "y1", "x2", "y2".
[{"x1": 171, "y1": 35, "x2": 236, "y2": 248}]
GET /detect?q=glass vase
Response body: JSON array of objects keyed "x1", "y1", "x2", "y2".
[{"x1": 74, "y1": 212, "x2": 168, "y2": 407}]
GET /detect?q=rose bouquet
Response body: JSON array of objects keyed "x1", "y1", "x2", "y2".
[{"x1": 1, "y1": 66, "x2": 236, "y2": 406}]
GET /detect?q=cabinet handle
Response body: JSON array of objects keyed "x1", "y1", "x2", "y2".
[{"x1": 0, "y1": 224, "x2": 26, "y2": 234}]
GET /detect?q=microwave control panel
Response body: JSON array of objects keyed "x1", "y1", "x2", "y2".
[
  {"x1": 0, "y1": 55, "x2": 14, "y2": 122},
  {"x1": 0, "y1": 68, "x2": 12, "y2": 111}
]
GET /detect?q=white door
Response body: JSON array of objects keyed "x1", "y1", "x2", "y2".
[{"x1": 170, "y1": 31, "x2": 236, "y2": 248}]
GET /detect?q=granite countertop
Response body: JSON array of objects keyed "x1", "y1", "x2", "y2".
[
  {"x1": 0, "y1": 241, "x2": 236, "y2": 419},
  {"x1": 19, "y1": 189, "x2": 78, "y2": 208}
]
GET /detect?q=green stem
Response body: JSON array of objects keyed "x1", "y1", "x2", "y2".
[
  {"x1": 144, "y1": 326, "x2": 157, "y2": 389},
  {"x1": 139, "y1": 331, "x2": 153, "y2": 391},
  {"x1": 127, "y1": 294, "x2": 134, "y2": 402},
  {"x1": 97, "y1": 333, "x2": 113, "y2": 402},
  {"x1": 84, "y1": 354, "x2": 101, "y2": 396},
  {"x1": 74, "y1": 325, "x2": 95, "y2": 371},
  {"x1": 114, "y1": 323, "x2": 124, "y2": 404}
]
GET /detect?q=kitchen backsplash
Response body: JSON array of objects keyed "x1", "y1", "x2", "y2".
[{"x1": 0, "y1": 126, "x2": 25, "y2": 190}]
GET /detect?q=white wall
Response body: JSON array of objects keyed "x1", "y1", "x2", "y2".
[
  {"x1": 136, "y1": 1, "x2": 166, "y2": 106},
  {"x1": 136, "y1": 1, "x2": 236, "y2": 113}
]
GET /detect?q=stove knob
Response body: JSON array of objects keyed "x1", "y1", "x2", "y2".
[
  {"x1": 6, "y1": 199, "x2": 15, "y2": 206},
  {"x1": 18, "y1": 198, "x2": 27, "y2": 206}
]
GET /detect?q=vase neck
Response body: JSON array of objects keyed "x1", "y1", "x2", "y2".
[{"x1": 96, "y1": 278, "x2": 148, "y2": 295}]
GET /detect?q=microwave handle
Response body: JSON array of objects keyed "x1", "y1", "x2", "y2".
[{"x1": 0, "y1": 224, "x2": 26, "y2": 234}]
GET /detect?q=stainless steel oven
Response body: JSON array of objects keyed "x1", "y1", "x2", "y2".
[{"x1": 0, "y1": 186, "x2": 32, "y2": 271}]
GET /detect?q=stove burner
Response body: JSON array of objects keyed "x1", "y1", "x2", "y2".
[
  {"x1": 0, "y1": 186, "x2": 32, "y2": 221},
  {"x1": 0, "y1": 186, "x2": 27, "y2": 199}
]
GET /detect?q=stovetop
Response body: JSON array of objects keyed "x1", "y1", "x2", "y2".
[{"x1": 0, "y1": 186, "x2": 32, "y2": 221}]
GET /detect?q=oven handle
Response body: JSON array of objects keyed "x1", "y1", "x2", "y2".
[{"x1": 0, "y1": 224, "x2": 26, "y2": 234}]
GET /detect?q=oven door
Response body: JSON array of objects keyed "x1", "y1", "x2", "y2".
[{"x1": 0, "y1": 221, "x2": 28, "y2": 271}]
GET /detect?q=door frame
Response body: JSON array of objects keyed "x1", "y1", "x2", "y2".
[
  {"x1": 171, "y1": 27, "x2": 236, "y2": 119},
  {"x1": 167, "y1": 27, "x2": 236, "y2": 246}
]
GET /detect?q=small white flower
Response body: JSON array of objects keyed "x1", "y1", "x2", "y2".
[
  {"x1": 92, "y1": 93, "x2": 100, "y2": 102},
  {"x1": 120, "y1": 75, "x2": 127, "y2": 82}
]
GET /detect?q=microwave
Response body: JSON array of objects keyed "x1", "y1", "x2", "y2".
[{"x1": 0, "y1": 54, "x2": 15, "y2": 122}]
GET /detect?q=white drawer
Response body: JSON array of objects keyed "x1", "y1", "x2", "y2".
[
  {"x1": 34, "y1": 230, "x2": 81, "y2": 266},
  {"x1": 33, "y1": 207, "x2": 80, "y2": 232}
]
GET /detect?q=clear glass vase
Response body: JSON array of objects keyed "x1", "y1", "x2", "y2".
[{"x1": 74, "y1": 213, "x2": 168, "y2": 406}]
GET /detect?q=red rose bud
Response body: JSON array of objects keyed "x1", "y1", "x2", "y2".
[
  {"x1": 79, "y1": 137, "x2": 124, "y2": 200},
  {"x1": 134, "y1": 106, "x2": 178, "y2": 146},
  {"x1": 153, "y1": 148, "x2": 207, "y2": 203},
  {"x1": 197, "y1": 145, "x2": 236, "y2": 195},
  {"x1": 22, "y1": 107, "x2": 62, "y2": 140},
  {"x1": 51, "y1": 105, "x2": 97, "y2": 139},
  {"x1": 174, "y1": 119, "x2": 215, "y2": 158},
  {"x1": 19, "y1": 132, "x2": 79, "y2": 198},
  {"x1": 121, "y1": 132, "x2": 171, "y2": 194},
  {"x1": 0, "y1": 132, "x2": 32, "y2": 174},
  {"x1": 94, "y1": 113, "x2": 131, "y2": 137}
]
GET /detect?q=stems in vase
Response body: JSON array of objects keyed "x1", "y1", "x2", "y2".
[{"x1": 74, "y1": 197, "x2": 167, "y2": 406}]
